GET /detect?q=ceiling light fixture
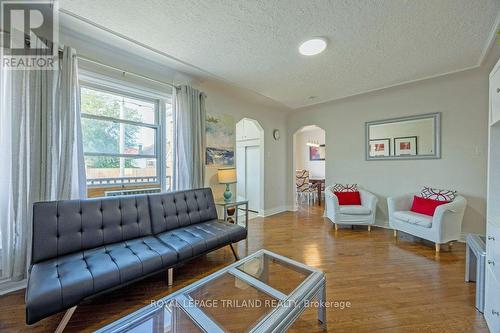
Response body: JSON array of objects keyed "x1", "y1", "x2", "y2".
[{"x1": 299, "y1": 38, "x2": 327, "y2": 56}]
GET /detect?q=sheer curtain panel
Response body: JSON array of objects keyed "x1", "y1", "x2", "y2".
[
  {"x1": 0, "y1": 45, "x2": 86, "y2": 289},
  {"x1": 173, "y1": 85, "x2": 206, "y2": 190}
]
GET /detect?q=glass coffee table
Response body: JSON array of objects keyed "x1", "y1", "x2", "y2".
[{"x1": 96, "y1": 249, "x2": 326, "y2": 333}]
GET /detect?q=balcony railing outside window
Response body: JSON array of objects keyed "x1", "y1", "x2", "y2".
[
  {"x1": 80, "y1": 81, "x2": 173, "y2": 195},
  {"x1": 87, "y1": 176, "x2": 172, "y2": 191}
]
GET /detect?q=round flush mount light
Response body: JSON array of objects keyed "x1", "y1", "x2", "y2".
[{"x1": 299, "y1": 38, "x2": 327, "y2": 56}]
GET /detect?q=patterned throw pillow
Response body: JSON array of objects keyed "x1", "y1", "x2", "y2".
[
  {"x1": 332, "y1": 184, "x2": 358, "y2": 192},
  {"x1": 420, "y1": 186, "x2": 457, "y2": 202}
]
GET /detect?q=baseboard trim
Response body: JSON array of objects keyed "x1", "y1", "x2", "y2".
[
  {"x1": 374, "y1": 219, "x2": 390, "y2": 229},
  {"x1": 262, "y1": 206, "x2": 291, "y2": 217}
]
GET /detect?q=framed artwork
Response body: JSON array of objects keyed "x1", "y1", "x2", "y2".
[
  {"x1": 309, "y1": 144, "x2": 326, "y2": 161},
  {"x1": 369, "y1": 139, "x2": 390, "y2": 157},
  {"x1": 394, "y1": 136, "x2": 418, "y2": 156},
  {"x1": 205, "y1": 113, "x2": 235, "y2": 167}
]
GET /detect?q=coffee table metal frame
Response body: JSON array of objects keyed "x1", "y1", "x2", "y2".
[{"x1": 96, "y1": 249, "x2": 326, "y2": 333}]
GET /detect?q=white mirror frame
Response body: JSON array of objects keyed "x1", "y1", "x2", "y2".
[{"x1": 365, "y1": 112, "x2": 441, "y2": 161}]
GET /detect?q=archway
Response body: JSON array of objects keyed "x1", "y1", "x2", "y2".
[{"x1": 292, "y1": 125, "x2": 326, "y2": 210}]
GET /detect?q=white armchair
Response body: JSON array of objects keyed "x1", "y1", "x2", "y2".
[
  {"x1": 325, "y1": 186, "x2": 378, "y2": 231},
  {"x1": 388, "y1": 193, "x2": 467, "y2": 252}
]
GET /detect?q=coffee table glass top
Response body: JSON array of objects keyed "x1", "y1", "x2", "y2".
[
  {"x1": 236, "y1": 253, "x2": 312, "y2": 295},
  {"x1": 214, "y1": 196, "x2": 248, "y2": 206},
  {"x1": 172, "y1": 305, "x2": 203, "y2": 333},
  {"x1": 185, "y1": 272, "x2": 277, "y2": 332},
  {"x1": 96, "y1": 250, "x2": 324, "y2": 333}
]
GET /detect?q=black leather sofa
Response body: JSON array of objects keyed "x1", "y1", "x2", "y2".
[{"x1": 25, "y1": 188, "x2": 247, "y2": 326}]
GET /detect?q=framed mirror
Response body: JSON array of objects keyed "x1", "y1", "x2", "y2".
[{"x1": 365, "y1": 112, "x2": 441, "y2": 160}]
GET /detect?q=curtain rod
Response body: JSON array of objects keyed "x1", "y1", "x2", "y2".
[
  {"x1": 20, "y1": 35, "x2": 181, "y2": 91},
  {"x1": 77, "y1": 55, "x2": 180, "y2": 90}
]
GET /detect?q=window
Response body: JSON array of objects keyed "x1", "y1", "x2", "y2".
[{"x1": 80, "y1": 84, "x2": 173, "y2": 192}]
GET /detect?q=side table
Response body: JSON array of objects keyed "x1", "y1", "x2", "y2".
[{"x1": 215, "y1": 197, "x2": 249, "y2": 230}]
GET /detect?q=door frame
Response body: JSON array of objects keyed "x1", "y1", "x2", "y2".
[
  {"x1": 292, "y1": 125, "x2": 326, "y2": 211},
  {"x1": 235, "y1": 118, "x2": 265, "y2": 216}
]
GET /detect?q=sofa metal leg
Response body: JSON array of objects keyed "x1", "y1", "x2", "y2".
[
  {"x1": 448, "y1": 242, "x2": 454, "y2": 250},
  {"x1": 334, "y1": 223, "x2": 338, "y2": 231},
  {"x1": 435, "y1": 243, "x2": 440, "y2": 253},
  {"x1": 167, "y1": 268, "x2": 173, "y2": 286},
  {"x1": 229, "y1": 243, "x2": 239, "y2": 261},
  {"x1": 393, "y1": 230, "x2": 397, "y2": 238},
  {"x1": 55, "y1": 306, "x2": 77, "y2": 333},
  {"x1": 368, "y1": 225, "x2": 371, "y2": 232}
]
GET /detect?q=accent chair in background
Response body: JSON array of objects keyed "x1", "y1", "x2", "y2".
[
  {"x1": 388, "y1": 187, "x2": 467, "y2": 252},
  {"x1": 324, "y1": 184, "x2": 378, "y2": 231}
]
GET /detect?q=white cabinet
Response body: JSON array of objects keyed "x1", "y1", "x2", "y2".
[
  {"x1": 236, "y1": 120, "x2": 245, "y2": 141},
  {"x1": 235, "y1": 118, "x2": 263, "y2": 214},
  {"x1": 487, "y1": 222, "x2": 500, "y2": 278},
  {"x1": 485, "y1": 266, "x2": 500, "y2": 332},
  {"x1": 486, "y1": 57, "x2": 500, "y2": 333},
  {"x1": 236, "y1": 119, "x2": 261, "y2": 141},
  {"x1": 491, "y1": 61, "x2": 500, "y2": 125},
  {"x1": 486, "y1": 222, "x2": 500, "y2": 333}
]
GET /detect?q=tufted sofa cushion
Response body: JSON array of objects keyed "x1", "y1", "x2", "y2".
[
  {"x1": 26, "y1": 236, "x2": 178, "y2": 324},
  {"x1": 32, "y1": 195, "x2": 152, "y2": 264},
  {"x1": 148, "y1": 188, "x2": 218, "y2": 234},
  {"x1": 155, "y1": 220, "x2": 248, "y2": 260}
]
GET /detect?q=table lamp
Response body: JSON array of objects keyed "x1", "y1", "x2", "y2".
[{"x1": 218, "y1": 168, "x2": 237, "y2": 202}]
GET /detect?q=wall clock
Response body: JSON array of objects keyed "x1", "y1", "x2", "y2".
[{"x1": 273, "y1": 129, "x2": 280, "y2": 140}]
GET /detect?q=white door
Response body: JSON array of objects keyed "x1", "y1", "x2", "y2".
[
  {"x1": 245, "y1": 145, "x2": 261, "y2": 212},
  {"x1": 236, "y1": 145, "x2": 246, "y2": 198}
]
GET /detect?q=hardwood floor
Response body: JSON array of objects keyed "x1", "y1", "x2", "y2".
[{"x1": 0, "y1": 204, "x2": 487, "y2": 332}]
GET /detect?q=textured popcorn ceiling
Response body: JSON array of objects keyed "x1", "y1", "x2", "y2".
[{"x1": 60, "y1": 0, "x2": 500, "y2": 109}]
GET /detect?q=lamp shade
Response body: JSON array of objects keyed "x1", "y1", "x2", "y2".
[{"x1": 218, "y1": 168, "x2": 237, "y2": 184}]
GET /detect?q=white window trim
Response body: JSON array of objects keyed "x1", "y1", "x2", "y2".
[
  {"x1": 79, "y1": 69, "x2": 173, "y2": 102},
  {"x1": 79, "y1": 72, "x2": 172, "y2": 192}
]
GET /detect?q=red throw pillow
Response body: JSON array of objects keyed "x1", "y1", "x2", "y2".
[
  {"x1": 334, "y1": 191, "x2": 362, "y2": 205},
  {"x1": 411, "y1": 196, "x2": 450, "y2": 216}
]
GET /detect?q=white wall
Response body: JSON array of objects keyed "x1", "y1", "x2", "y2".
[
  {"x1": 288, "y1": 46, "x2": 500, "y2": 235},
  {"x1": 295, "y1": 128, "x2": 326, "y2": 179}
]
